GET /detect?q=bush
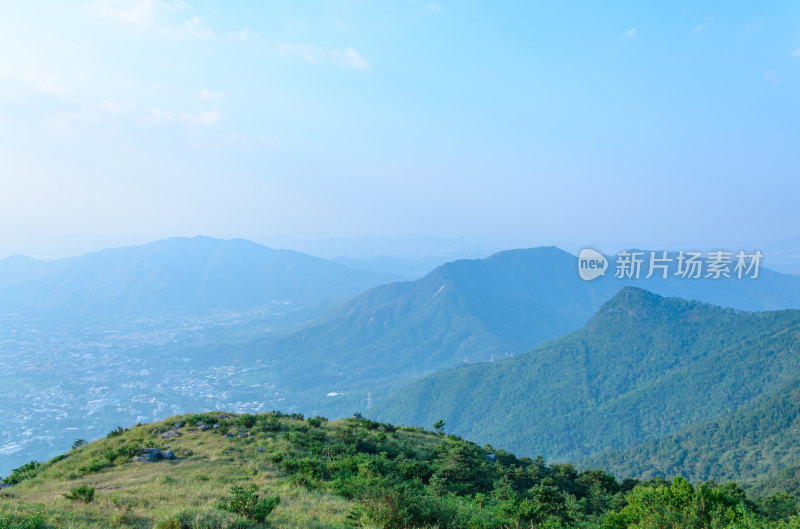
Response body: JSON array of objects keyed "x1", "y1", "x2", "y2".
[
  {"x1": 106, "y1": 426, "x2": 127, "y2": 438},
  {"x1": 4, "y1": 462, "x2": 42, "y2": 485},
  {"x1": 355, "y1": 487, "x2": 494, "y2": 529},
  {"x1": 238, "y1": 414, "x2": 257, "y2": 429},
  {"x1": 307, "y1": 416, "x2": 327, "y2": 428},
  {"x1": 71, "y1": 439, "x2": 87, "y2": 449},
  {"x1": 187, "y1": 414, "x2": 218, "y2": 426},
  {"x1": 262, "y1": 415, "x2": 281, "y2": 432},
  {"x1": 156, "y1": 509, "x2": 252, "y2": 529},
  {"x1": 221, "y1": 485, "x2": 280, "y2": 523},
  {"x1": 79, "y1": 458, "x2": 110, "y2": 474},
  {"x1": 64, "y1": 485, "x2": 95, "y2": 503}
]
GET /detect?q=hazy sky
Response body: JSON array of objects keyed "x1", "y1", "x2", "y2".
[{"x1": 1, "y1": 1, "x2": 798, "y2": 259}]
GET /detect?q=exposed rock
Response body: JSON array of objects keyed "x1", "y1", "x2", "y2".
[
  {"x1": 199, "y1": 424, "x2": 211, "y2": 431},
  {"x1": 174, "y1": 422, "x2": 183, "y2": 429},
  {"x1": 161, "y1": 430, "x2": 180, "y2": 440},
  {"x1": 132, "y1": 447, "x2": 176, "y2": 463},
  {"x1": 353, "y1": 413, "x2": 363, "y2": 419},
  {"x1": 0, "y1": 483, "x2": 14, "y2": 490},
  {"x1": 223, "y1": 433, "x2": 235, "y2": 439}
]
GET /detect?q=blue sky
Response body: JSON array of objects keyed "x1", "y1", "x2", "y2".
[{"x1": 1, "y1": 1, "x2": 798, "y2": 259}]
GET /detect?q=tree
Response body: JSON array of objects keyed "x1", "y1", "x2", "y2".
[{"x1": 433, "y1": 419, "x2": 446, "y2": 435}]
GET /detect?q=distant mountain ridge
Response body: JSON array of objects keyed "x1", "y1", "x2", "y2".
[
  {"x1": 215, "y1": 246, "x2": 621, "y2": 414},
  {"x1": 371, "y1": 287, "x2": 800, "y2": 465},
  {"x1": 0, "y1": 236, "x2": 397, "y2": 318},
  {"x1": 213, "y1": 247, "x2": 800, "y2": 418}
]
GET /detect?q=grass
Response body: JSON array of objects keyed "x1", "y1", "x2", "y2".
[
  {"x1": 6, "y1": 411, "x2": 790, "y2": 529},
  {"x1": 0, "y1": 412, "x2": 372, "y2": 529}
]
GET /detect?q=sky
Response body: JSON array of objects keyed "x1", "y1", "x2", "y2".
[{"x1": 1, "y1": 1, "x2": 799, "y2": 260}]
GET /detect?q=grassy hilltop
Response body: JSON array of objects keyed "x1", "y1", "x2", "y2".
[{"x1": 1, "y1": 411, "x2": 799, "y2": 529}]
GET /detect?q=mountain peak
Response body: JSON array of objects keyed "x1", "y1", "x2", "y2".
[
  {"x1": 599, "y1": 286, "x2": 666, "y2": 311},
  {"x1": 587, "y1": 286, "x2": 692, "y2": 327}
]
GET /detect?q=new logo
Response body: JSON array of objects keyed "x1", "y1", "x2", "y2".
[{"x1": 578, "y1": 248, "x2": 608, "y2": 281}]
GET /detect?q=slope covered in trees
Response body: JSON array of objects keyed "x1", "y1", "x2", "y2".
[
  {"x1": 372, "y1": 288, "x2": 800, "y2": 463},
  {"x1": 215, "y1": 247, "x2": 621, "y2": 415},
  {"x1": 583, "y1": 377, "x2": 800, "y2": 488},
  {"x1": 213, "y1": 248, "x2": 800, "y2": 418}
]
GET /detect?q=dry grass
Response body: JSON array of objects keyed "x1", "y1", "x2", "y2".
[{"x1": 0, "y1": 414, "x2": 372, "y2": 529}]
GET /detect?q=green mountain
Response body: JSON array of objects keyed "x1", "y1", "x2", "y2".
[
  {"x1": 0, "y1": 236, "x2": 396, "y2": 318},
  {"x1": 371, "y1": 287, "x2": 800, "y2": 464},
  {"x1": 216, "y1": 247, "x2": 621, "y2": 415},
  {"x1": 1, "y1": 412, "x2": 796, "y2": 529},
  {"x1": 582, "y1": 377, "x2": 800, "y2": 489},
  {"x1": 208, "y1": 247, "x2": 800, "y2": 418}
]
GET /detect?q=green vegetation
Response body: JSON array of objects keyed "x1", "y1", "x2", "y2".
[
  {"x1": 221, "y1": 485, "x2": 280, "y2": 523},
  {"x1": 63, "y1": 486, "x2": 95, "y2": 503},
  {"x1": 2, "y1": 411, "x2": 800, "y2": 528},
  {"x1": 584, "y1": 378, "x2": 800, "y2": 493},
  {"x1": 373, "y1": 287, "x2": 800, "y2": 464},
  {"x1": 604, "y1": 477, "x2": 789, "y2": 529},
  {"x1": 107, "y1": 426, "x2": 128, "y2": 438},
  {"x1": 219, "y1": 247, "x2": 622, "y2": 418},
  {"x1": 4, "y1": 462, "x2": 42, "y2": 486},
  {"x1": 433, "y1": 419, "x2": 446, "y2": 435}
]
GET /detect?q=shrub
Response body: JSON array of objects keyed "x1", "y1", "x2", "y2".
[
  {"x1": 237, "y1": 414, "x2": 257, "y2": 429},
  {"x1": 71, "y1": 439, "x2": 87, "y2": 449},
  {"x1": 307, "y1": 416, "x2": 327, "y2": 428},
  {"x1": 355, "y1": 487, "x2": 485, "y2": 529},
  {"x1": 221, "y1": 485, "x2": 280, "y2": 523},
  {"x1": 263, "y1": 415, "x2": 281, "y2": 432},
  {"x1": 106, "y1": 426, "x2": 127, "y2": 438},
  {"x1": 64, "y1": 485, "x2": 95, "y2": 503},
  {"x1": 4, "y1": 462, "x2": 42, "y2": 485},
  {"x1": 187, "y1": 414, "x2": 218, "y2": 426},
  {"x1": 79, "y1": 458, "x2": 110, "y2": 474},
  {"x1": 156, "y1": 509, "x2": 252, "y2": 529},
  {"x1": 98, "y1": 444, "x2": 139, "y2": 465}
]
